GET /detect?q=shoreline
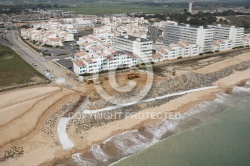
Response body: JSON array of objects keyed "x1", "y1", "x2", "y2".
[
  {"x1": 40, "y1": 90, "x2": 222, "y2": 166},
  {"x1": 2, "y1": 52, "x2": 250, "y2": 166},
  {"x1": 41, "y1": 80, "x2": 250, "y2": 166}
]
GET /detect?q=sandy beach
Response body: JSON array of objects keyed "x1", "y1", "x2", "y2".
[{"x1": 1, "y1": 51, "x2": 250, "y2": 166}]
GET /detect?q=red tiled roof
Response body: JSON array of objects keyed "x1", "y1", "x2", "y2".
[
  {"x1": 152, "y1": 53, "x2": 163, "y2": 59},
  {"x1": 73, "y1": 60, "x2": 84, "y2": 67},
  {"x1": 75, "y1": 51, "x2": 86, "y2": 57},
  {"x1": 85, "y1": 58, "x2": 93, "y2": 63}
]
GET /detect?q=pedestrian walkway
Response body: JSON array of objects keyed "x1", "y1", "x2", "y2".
[
  {"x1": 57, "y1": 117, "x2": 74, "y2": 150},
  {"x1": 82, "y1": 86, "x2": 218, "y2": 114}
]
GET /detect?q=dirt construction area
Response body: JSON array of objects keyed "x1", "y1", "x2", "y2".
[
  {"x1": 73, "y1": 48, "x2": 250, "y2": 102},
  {"x1": 75, "y1": 69, "x2": 165, "y2": 102},
  {"x1": 0, "y1": 47, "x2": 250, "y2": 166}
]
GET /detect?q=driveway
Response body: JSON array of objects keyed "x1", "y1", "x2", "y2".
[{"x1": 148, "y1": 26, "x2": 161, "y2": 43}]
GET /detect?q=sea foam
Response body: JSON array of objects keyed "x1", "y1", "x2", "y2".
[{"x1": 72, "y1": 84, "x2": 250, "y2": 166}]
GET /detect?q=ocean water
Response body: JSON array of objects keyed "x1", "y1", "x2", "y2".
[
  {"x1": 115, "y1": 84, "x2": 250, "y2": 166},
  {"x1": 57, "y1": 82, "x2": 250, "y2": 166}
]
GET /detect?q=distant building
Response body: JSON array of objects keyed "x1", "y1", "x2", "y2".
[
  {"x1": 153, "y1": 40, "x2": 201, "y2": 62},
  {"x1": 163, "y1": 23, "x2": 214, "y2": 52},
  {"x1": 189, "y1": 1, "x2": 193, "y2": 13},
  {"x1": 94, "y1": 25, "x2": 112, "y2": 34},
  {"x1": 211, "y1": 39, "x2": 234, "y2": 52},
  {"x1": 208, "y1": 24, "x2": 244, "y2": 47},
  {"x1": 60, "y1": 18, "x2": 94, "y2": 30},
  {"x1": 113, "y1": 23, "x2": 148, "y2": 39},
  {"x1": 153, "y1": 20, "x2": 177, "y2": 29},
  {"x1": 242, "y1": 34, "x2": 250, "y2": 47},
  {"x1": 114, "y1": 35, "x2": 153, "y2": 63}
]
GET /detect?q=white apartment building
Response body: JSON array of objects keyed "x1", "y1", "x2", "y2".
[
  {"x1": 21, "y1": 27, "x2": 74, "y2": 47},
  {"x1": 197, "y1": 27, "x2": 214, "y2": 52},
  {"x1": 72, "y1": 50, "x2": 138, "y2": 75},
  {"x1": 114, "y1": 35, "x2": 153, "y2": 63},
  {"x1": 113, "y1": 23, "x2": 148, "y2": 39},
  {"x1": 101, "y1": 17, "x2": 111, "y2": 25},
  {"x1": 57, "y1": 31, "x2": 74, "y2": 42},
  {"x1": 46, "y1": 38, "x2": 63, "y2": 47},
  {"x1": 242, "y1": 34, "x2": 250, "y2": 47},
  {"x1": 211, "y1": 39, "x2": 234, "y2": 52},
  {"x1": 153, "y1": 20, "x2": 177, "y2": 29},
  {"x1": 208, "y1": 24, "x2": 244, "y2": 47},
  {"x1": 152, "y1": 40, "x2": 201, "y2": 62},
  {"x1": 163, "y1": 23, "x2": 214, "y2": 52},
  {"x1": 77, "y1": 33, "x2": 114, "y2": 52},
  {"x1": 59, "y1": 18, "x2": 94, "y2": 30},
  {"x1": 94, "y1": 25, "x2": 112, "y2": 34},
  {"x1": 111, "y1": 17, "x2": 148, "y2": 25}
]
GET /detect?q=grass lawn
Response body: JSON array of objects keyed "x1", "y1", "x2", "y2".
[
  {"x1": 0, "y1": 44, "x2": 47, "y2": 88},
  {"x1": 58, "y1": 2, "x2": 183, "y2": 15}
]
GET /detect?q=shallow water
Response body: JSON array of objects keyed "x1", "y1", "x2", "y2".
[
  {"x1": 115, "y1": 84, "x2": 250, "y2": 166},
  {"x1": 57, "y1": 82, "x2": 250, "y2": 166}
]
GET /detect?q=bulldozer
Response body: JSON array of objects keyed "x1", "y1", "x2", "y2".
[
  {"x1": 66, "y1": 71, "x2": 72, "y2": 76},
  {"x1": 84, "y1": 79, "x2": 94, "y2": 84},
  {"x1": 127, "y1": 73, "x2": 140, "y2": 80},
  {"x1": 103, "y1": 76, "x2": 109, "y2": 80}
]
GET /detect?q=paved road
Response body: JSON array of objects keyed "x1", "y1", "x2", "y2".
[
  {"x1": 6, "y1": 30, "x2": 69, "y2": 79},
  {"x1": 148, "y1": 26, "x2": 160, "y2": 43},
  {"x1": 0, "y1": 34, "x2": 12, "y2": 47}
]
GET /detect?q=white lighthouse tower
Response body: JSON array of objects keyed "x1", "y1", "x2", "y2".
[{"x1": 189, "y1": 0, "x2": 194, "y2": 13}]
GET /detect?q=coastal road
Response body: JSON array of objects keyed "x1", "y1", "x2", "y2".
[
  {"x1": 0, "y1": 34, "x2": 12, "y2": 47},
  {"x1": 6, "y1": 30, "x2": 69, "y2": 80}
]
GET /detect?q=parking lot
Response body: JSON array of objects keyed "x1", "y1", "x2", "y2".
[
  {"x1": 42, "y1": 41, "x2": 78, "y2": 59},
  {"x1": 55, "y1": 58, "x2": 74, "y2": 72},
  {"x1": 40, "y1": 29, "x2": 95, "y2": 72}
]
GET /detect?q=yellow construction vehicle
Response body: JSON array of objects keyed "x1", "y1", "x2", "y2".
[
  {"x1": 66, "y1": 71, "x2": 72, "y2": 76},
  {"x1": 127, "y1": 73, "x2": 140, "y2": 80}
]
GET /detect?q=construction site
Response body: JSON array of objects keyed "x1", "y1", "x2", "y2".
[{"x1": 0, "y1": 47, "x2": 250, "y2": 166}]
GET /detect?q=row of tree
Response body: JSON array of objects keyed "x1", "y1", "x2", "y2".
[
  {"x1": 0, "y1": 3, "x2": 70, "y2": 14},
  {"x1": 136, "y1": 9, "x2": 250, "y2": 27}
]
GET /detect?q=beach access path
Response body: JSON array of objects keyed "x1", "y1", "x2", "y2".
[
  {"x1": 57, "y1": 118, "x2": 74, "y2": 150},
  {"x1": 82, "y1": 86, "x2": 218, "y2": 114}
]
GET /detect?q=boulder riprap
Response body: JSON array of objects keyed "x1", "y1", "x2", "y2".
[
  {"x1": 71, "y1": 60, "x2": 250, "y2": 133},
  {"x1": 0, "y1": 146, "x2": 23, "y2": 162}
]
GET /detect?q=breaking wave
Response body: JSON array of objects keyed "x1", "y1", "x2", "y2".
[
  {"x1": 72, "y1": 153, "x2": 96, "y2": 166},
  {"x1": 246, "y1": 81, "x2": 250, "y2": 86},
  {"x1": 63, "y1": 82, "x2": 250, "y2": 166}
]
